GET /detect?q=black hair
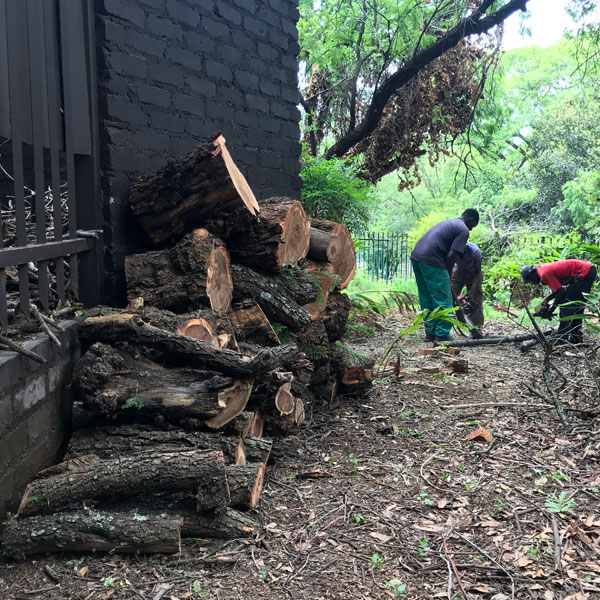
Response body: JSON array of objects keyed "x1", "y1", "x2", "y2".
[{"x1": 461, "y1": 208, "x2": 480, "y2": 225}]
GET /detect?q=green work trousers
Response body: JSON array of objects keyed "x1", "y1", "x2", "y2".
[{"x1": 412, "y1": 260, "x2": 453, "y2": 338}]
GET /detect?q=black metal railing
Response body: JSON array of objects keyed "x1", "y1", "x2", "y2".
[
  {"x1": 0, "y1": 0, "x2": 102, "y2": 327},
  {"x1": 354, "y1": 232, "x2": 413, "y2": 281}
]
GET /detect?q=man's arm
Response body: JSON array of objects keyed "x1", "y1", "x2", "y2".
[{"x1": 446, "y1": 249, "x2": 462, "y2": 274}]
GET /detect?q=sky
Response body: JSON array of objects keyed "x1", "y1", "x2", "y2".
[{"x1": 502, "y1": 0, "x2": 573, "y2": 49}]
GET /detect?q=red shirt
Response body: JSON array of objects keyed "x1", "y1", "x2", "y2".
[{"x1": 536, "y1": 260, "x2": 593, "y2": 292}]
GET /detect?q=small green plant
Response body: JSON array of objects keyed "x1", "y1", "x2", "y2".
[
  {"x1": 464, "y1": 480, "x2": 478, "y2": 491},
  {"x1": 139, "y1": 370, "x2": 149, "y2": 377},
  {"x1": 354, "y1": 513, "x2": 365, "y2": 524},
  {"x1": 440, "y1": 472, "x2": 450, "y2": 481},
  {"x1": 123, "y1": 395, "x2": 144, "y2": 410},
  {"x1": 458, "y1": 463, "x2": 466, "y2": 472},
  {"x1": 408, "y1": 428, "x2": 423, "y2": 438},
  {"x1": 326, "y1": 457, "x2": 334, "y2": 467},
  {"x1": 103, "y1": 577, "x2": 116, "y2": 587},
  {"x1": 468, "y1": 554, "x2": 484, "y2": 562},
  {"x1": 271, "y1": 322, "x2": 295, "y2": 344},
  {"x1": 349, "y1": 453, "x2": 359, "y2": 475},
  {"x1": 417, "y1": 539, "x2": 428, "y2": 557},
  {"x1": 306, "y1": 345, "x2": 329, "y2": 361},
  {"x1": 284, "y1": 473, "x2": 296, "y2": 480},
  {"x1": 27, "y1": 495, "x2": 42, "y2": 504},
  {"x1": 416, "y1": 492, "x2": 434, "y2": 506},
  {"x1": 258, "y1": 570, "x2": 267, "y2": 580},
  {"x1": 192, "y1": 580, "x2": 208, "y2": 595},
  {"x1": 386, "y1": 581, "x2": 407, "y2": 598},
  {"x1": 545, "y1": 491, "x2": 575, "y2": 513},
  {"x1": 370, "y1": 552, "x2": 384, "y2": 568},
  {"x1": 526, "y1": 547, "x2": 538, "y2": 559}
]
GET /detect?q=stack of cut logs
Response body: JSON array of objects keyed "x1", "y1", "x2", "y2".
[{"x1": 1, "y1": 134, "x2": 373, "y2": 557}]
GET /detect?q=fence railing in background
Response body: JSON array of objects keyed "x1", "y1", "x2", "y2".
[
  {"x1": 354, "y1": 232, "x2": 413, "y2": 281},
  {"x1": 0, "y1": 0, "x2": 103, "y2": 327}
]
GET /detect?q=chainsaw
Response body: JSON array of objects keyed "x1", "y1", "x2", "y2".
[{"x1": 453, "y1": 294, "x2": 483, "y2": 339}]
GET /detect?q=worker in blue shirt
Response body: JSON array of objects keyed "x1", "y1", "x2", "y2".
[{"x1": 451, "y1": 241, "x2": 484, "y2": 335}]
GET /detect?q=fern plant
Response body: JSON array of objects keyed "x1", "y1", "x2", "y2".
[{"x1": 545, "y1": 491, "x2": 575, "y2": 514}]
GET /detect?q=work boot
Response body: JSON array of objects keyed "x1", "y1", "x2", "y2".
[
  {"x1": 470, "y1": 328, "x2": 483, "y2": 340},
  {"x1": 424, "y1": 333, "x2": 435, "y2": 342},
  {"x1": 433, "y1": 334, "x2": 453, "y2": 345},
  {"x1": 567, "y1": 333, "x2": 583, "y2": 345}
]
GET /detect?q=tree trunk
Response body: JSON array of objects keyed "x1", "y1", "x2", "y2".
[
  {"x1": 309, "y1": 219, "x2": 356, "y2": 288},
  {"x1": 229, "y1": 301, "x2": 280, "y2": 347},
  {"x1": 79, "y1": 313, "x2": 300, "y2": 378},
  {"x1": 226, "y1": 464, "x2": 265, "y2": 510},
  {"x1": 302, "y1": 262, "x2": 334, "y2": 320},
  {"x1": 221, "y1": 199, "x2": 311, "y2": 271},
  {"x1": 125, "y1": 228, "x2": 233, "y2": 314},
  {"x1": 17, "y1": 449, "x2": 229, "y2": 517},
  {"x1": 129, "y1": 134, "x2": 259, "y2": 246},
  {"x1": 322, "y1": 291, "x2": 351, "y2": 342},
  {"x1": 308, "y1": 228, "x2": 342, "y2": 263},
  {"x1": 72, "y1": 343, "x2": 251, "y2": 427},
  {"x1": 2, "y1": 511, "x2": 182, "y2": 557},
  {"x1": 231, "y1": 265, "x2": 313, "y2": 332}
]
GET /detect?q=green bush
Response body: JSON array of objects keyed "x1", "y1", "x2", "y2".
[{"x1": 301, "y1": 154, "x2": 375, "y2": 232}]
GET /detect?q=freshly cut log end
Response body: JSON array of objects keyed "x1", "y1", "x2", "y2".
[
  {"x1": 206, "y1": 244, "x2": 233, "y2": 314},
  {"x1": 275, "y1": 200, "x2": 311, "y2": 267},
  {"x1": 176, "y1": 318, "x2": 218, "y2": 347},
  {"x1": 294, "y1": 398, "x2": 306, "y2": 425},
  {"x1": 2, "y1": 511, "x2": 182, "y2": 557},
  {"x1": 309, "y1": 220, "x2": 357, "y2": 289},
  {"x1": 235, "y1": 410, "x2": 264, "y2": 439},
  {"x1": 226, "y1": 463, "x2": 266, "y2": 510},
  {"x1": 205, "y1": 381, "x2": 254, "y2": 430},
  {"x1": 342, "y1": 367, "x2": 373, "y2": 386},
  {"x1": 129, "y1": 133, "x2": 259, "y2": 246},
  {"x1": 274, "y1": 381, "x2": 295, "y2": 416}
]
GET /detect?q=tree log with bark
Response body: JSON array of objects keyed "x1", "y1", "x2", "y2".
[
  {"x1": 308, "y1": 220, "x2": 356, "y2": 288},
  {"x1": 129, "y1": 134, "x2": 259, "y2": 246},
  {"x1": 125, "y1": 228, "x2": 233, "y2": 314}
]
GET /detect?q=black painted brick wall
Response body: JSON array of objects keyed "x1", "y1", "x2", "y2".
[{"x1": 95, "y1": 0, "x2": 302, "y2": 304}]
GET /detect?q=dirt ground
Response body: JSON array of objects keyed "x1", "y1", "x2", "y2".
[{"x1": 1, "y1": 313, "x2": 599, "y2": 600}]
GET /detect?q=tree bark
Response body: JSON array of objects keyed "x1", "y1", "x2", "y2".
[
  {"x1": 125, "y1": 228, "x2": 233, "y2": 314},
  {"x1": 229, "y1": 301, "x2": 280, "y2": 347},
  {"x1": 226, "y1": 464, "x2": 266, "y2": 510},
  {"x1": 231, "y1": 265, "x2": 313, "y2": 332},
  {"x1": 72, "y1": 343, "x2": 251, "y2": 427},
  {"x1": 296, "y1": 319, "x2": 331, "y2": 384},
  {"x1": 181, "y1": 508, "x2": 258, "y2": 539},
  {"x1": 309, "y1": 220, "x2": 356, "y2": 288},
  {"x1": 322, "y1": 291, "x2": 352, "y2": 342},
  {"x1": 79, "y1": 313, "x2": 300, "y2": 378},
  {"x1": 302, "y1": 262, "x2": 335, "y2": 320},
  {"x1": 129, "y1": 134, "x2": 259, "y2": 246},
  {"x1": 2, "y1": 511, "x2": 182, "y2": 557},
  {"x1": 217, "y1": 199, "x2": 311, "y2": 271},
  {"x1": 17, "y1": 449, "x2": 229, "y2": 517}
]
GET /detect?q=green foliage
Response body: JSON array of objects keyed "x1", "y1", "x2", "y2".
[
  {"x1": 306, "y1": 345, "x2": 329, "y2": 361},
  {"x1": 545, "y1": 491, "x2": 576, "y2": 513},
  {"x1": 370, "y1": 552, "x2": 384, "y2": 568},
  {"x1": 386, "y1": 581, "x2": 408, "y2": 598},
  {"x1": 271, "y1": 322, "x2": 295, "y2": 344},
  {"x1": 301, "y1": 154, "x2": 374, "y2": 232},
  {"x1": 123, "y1": 395, "x2": 144, "y2": 410}
]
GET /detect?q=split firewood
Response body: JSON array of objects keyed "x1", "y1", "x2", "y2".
[
  {"x1": 129, "y1": 134, "x2": 259, "y2": 246},
  {"x1": 231, "y1": 264, "x2": 314, "y2": 331},
  {"x1": 226, "y1": 464, "x2": 266, "y2": 509},
  {"x1": 213, "y1": 198, "x2": 310, "y2": 271},
  {"x1": 2, "y1": 510, "x2": 182, "y2": 557},
  {"x1": 125, "y1": 228, "x2": 233, "y2": 314},
  {"x1": 72, "y1": 343, "x2": 251, "y2": 427},
  {"x1": 322, "y1": 291, "x2": 352, "y2": 342},
  {"x1": 78, "y1": 313, "x2": 300, "y2": 378},
  {"x1": 231, "y1": 410, "x2": 265, "y2": 439},
  {"x1": 65, "y1": 426, "x2": 272, "y2": 466},
  {"x1": 229, "y1": 301, "x2": 280, "y2": 347},
  {"x1": 17, "y1": 449, "x2": 229, "y2": 517},
  {"x1": 308, "y1": 219, "x2": 356, "y2": 289}
]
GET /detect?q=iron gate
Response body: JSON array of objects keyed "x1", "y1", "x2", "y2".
[
  {"x1": 0, "y1": 0, "x2": 102, "y2": 327},
  {"x1": 355, "y1": 232, "x2": 413, "y2": 281}
]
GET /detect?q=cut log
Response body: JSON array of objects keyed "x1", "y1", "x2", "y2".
[
  {"x1": 181, "y1": 508, "x2": 258, "y2": 539},
  {"x1": 231, "y1": 265, "x2": 313, "y2": 332},
  {"x1": 79, "y1": 313, "x2": 300, "y2": 378},
  {"x1": 2, "y1": 511, "x2": 182, "y2": 557},
  {"x1": 296, "y1": 319, "x2": 331, "y2": 384},
  {"x1": 329, "y1": 341, "x2": 375, "y2": 375},
  {"x1": 229, "y1": 301, "x2": 280, "y2": 347},
  {"x1": 309, "y1": 219, "x2": 356, "y2": 288},
  {"x1": 72, "y1": 343, "x2": 251, "y2": 427},
  {"x1": 129, "y1": 134, "x2": 259, "y2": 246},
  {"x1": 302, "y1": 262, "x2": 334, "y2": 319},
  {"x1": 322, "y1": 291, "x2": 352, "y2": 342},
  {"x1": 234, "y1": 435, "x2": 272, "y2": 466},
  {"x1": 231, "y1": 410, "x2": 264, "y2": 439},
  {"x1": 223, "y1": 199, "x2": 311, "y2": 271},
  {"x1": 226, "y1": 464, "x2": 266, "y2": 510},
  {"x1": 125, "y1": 228, "x2": 233, "y2": 314},
  {"x1": 342, "y1": 367, "x2": 373, "y2": 386},
  {"x1": 17, "y1": 449, "x2": 229, "y2": 517},
  {"x1": 65, "y1": 426, "x2": 272, "y2": 465},
  {"x1": 308, "y1": 227, "x2": 343, "y2": 263}
]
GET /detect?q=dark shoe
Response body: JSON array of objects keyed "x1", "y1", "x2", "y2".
[
  {"x1": 424, "y1": 333, "x2": 435, "y2": 342},
  {"x1": 567, "y1": 334, "x2": 583, "y2": 345},
  {"x1": 434, "y1": 334, "x2": 453, "y2": 345},
  {"x1": 470, "y1": 328, "x2": 483, "y2": 340}
]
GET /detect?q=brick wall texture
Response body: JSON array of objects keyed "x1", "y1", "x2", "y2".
[
  {"x1": 0, "y1": 324, "x2": 80, "y2": 519},
  {"x1": 95, "y1": 0, "x2": 302, "y2": 303}
]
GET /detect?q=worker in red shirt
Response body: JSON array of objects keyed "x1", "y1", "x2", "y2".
[{"x1": 520, "y1": 259, "x2": 597, "y2": 343}]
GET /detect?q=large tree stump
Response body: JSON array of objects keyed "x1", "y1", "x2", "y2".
[
  {"x1": 79, "y1": 313, "x2": 300, "y2": 378},
  {"x1": 231, "y1": 265, "x2": 313, "y2": 332},
  {"x1": 72, "y1": 343, "x2": 251, "y2": 427},
  {"x1": 309, "y1": 219, "x2": 356, "y2": 288},
  {"x1": 125, "y1": 228, "x2": 233, "y2": 314},
  {"x1": 129, "y1": 134, "x2": 259, "y2": 246},
  {"x1": 2, "y1": 511, "x2": 182, "y2": 557},
  {"x1": 222, "y1": 199, "x2": 311, "y2": 271},
  {"x1": 17, "y1": 449, "x2": 229, "y2": 517}
]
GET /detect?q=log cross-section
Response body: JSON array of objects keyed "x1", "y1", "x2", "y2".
[{"x1": 129, "y1": 134, "x2": 259, "y2": 246}]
